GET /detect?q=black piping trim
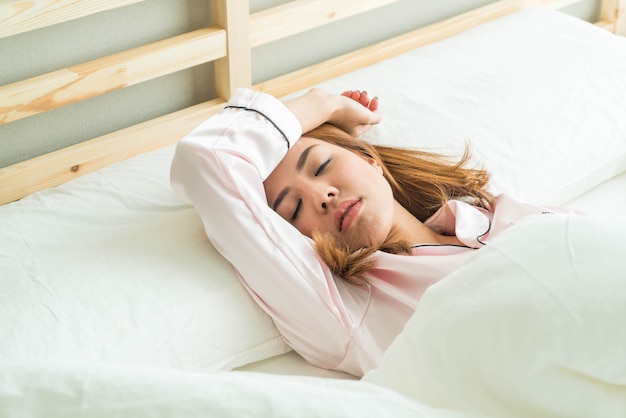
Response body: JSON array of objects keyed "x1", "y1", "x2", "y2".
[
  {"x1": 225, "y1": 105, "x2": 290, "y2": 148},
  {"x1": 411, "y1": 243, "x2": 471, "y2": 249},
  {"x1": 476, "y1": 218, "x2": 492, "y2": 246},
  {"x1": 411, "y1": 217, "x2": 492, "y2": 250}
]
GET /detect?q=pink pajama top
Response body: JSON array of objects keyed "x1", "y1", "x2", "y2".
[{"x1": 170, "y1": 88, "x2": 560, "y2": 377}]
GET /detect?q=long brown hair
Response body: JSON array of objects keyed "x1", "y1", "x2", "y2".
[{"x1": 305, "y1": 124, "x2": 494, "y2": 286}]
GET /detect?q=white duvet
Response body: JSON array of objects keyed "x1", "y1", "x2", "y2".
[
  {"x1": 0, "y1": 365, "x2": 482, "y2": 418},
  {"x1": 2, "y1": 214, "x2": 624, "y2": 417},
  {"x1": 365, "y1": 214, "x2": 626, "y2": 417}
]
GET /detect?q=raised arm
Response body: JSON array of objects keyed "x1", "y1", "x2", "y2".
[
  {"x1": 284, "y1": 88, "x2": 380, "y2": 137},
  {"x1": 169, "y1": 88, "x2": 378, "y2": 373}
]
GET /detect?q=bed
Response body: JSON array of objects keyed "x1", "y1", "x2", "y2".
[{"x1": 1, "y1": 0, "x2": 625, "y2": 417}]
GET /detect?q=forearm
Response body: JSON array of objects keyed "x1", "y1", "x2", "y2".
[{"x1": 282, "y1": 88, "x2": 339, "y2": 134}]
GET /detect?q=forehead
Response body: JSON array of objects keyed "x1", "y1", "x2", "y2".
[
  {"x1": 264, "y1": 137, "x2": 327, "y2": 200},
  {"x1": 289, "y1": 136, "x2": 323, "y2": 155},
  {"x1": 277, "y1": 136, "x2": 325, "y2": 171}
]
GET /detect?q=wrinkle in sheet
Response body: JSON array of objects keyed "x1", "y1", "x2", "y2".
[
  {"x1": 490, "y1": 234, "x2": 584, "y2": 326},
  {"x1": 2, "y1": 254, "x2": 63, "y2": 324}
]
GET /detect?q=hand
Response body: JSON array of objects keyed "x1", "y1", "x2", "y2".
[
  {"x1": 341, "y1": 90, "x2": 379, "y2": 112},
  {"x1": 284, "y1": 88, "x2": 381, "y2": 137},
  {"x1": 329, "y1": 90, "x2": 381, "y2": 137}
]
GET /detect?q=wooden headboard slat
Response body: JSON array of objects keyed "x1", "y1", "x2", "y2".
[
  {"x1": 250, "y1": 0, "x2": 402, "y2": 48},
  {"x1": 601, "y1": 0, "x2": 626, "y2": 34},
  {"x1": 212, "y1": 0, "x2": 252, "y2": 99},
  {"x1": 0, "y1": 98, "x2": 226, "y2": 205},
  {"x1": 0, "y1": 27, "x2": 226, "y2": 126},
  {"x1": 0, "y1": 0, "x2": 145, "y2": 39}
]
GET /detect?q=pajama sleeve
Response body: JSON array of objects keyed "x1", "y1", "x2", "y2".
[{"x1": 169, "y1": 88, "x2": 360, "y2": 370}]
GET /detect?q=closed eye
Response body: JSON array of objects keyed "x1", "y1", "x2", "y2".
[
  {"x1": 291, "y1": 199, "x2": 302, "y2": 221},
  {"x1": 315, "y1": 157, "x2": 332, "y2": 176}
]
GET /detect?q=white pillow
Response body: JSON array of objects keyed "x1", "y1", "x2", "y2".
[
  {"x1": 307, "y1": 8, "x2": 626, "y2": 206},
  {"x1": 0, "y1": 146, "x2": 290, "y2": 371}
]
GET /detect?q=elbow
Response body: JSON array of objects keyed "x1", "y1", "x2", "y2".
[{"x1": 169, "y1": 138, "x2": 207, "y2": 204}]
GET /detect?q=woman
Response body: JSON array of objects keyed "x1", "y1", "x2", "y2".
[{"x1": 170, "y1": 87, "x2": 560, "y2": 377}]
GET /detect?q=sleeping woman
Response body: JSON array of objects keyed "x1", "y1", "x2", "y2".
[{"x1": 170, "y1": 87, "x2": 568, "y2": 377}]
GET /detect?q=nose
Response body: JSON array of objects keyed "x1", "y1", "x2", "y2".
[{"x1": 317, "y1": 186, "x2": 337, "y2": 211}]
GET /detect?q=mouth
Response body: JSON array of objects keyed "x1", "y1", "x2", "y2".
[{"x1": 334, "y1": 198, "x2": 362, "y2": 232}]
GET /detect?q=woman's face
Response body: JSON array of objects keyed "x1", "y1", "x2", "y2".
[{"x1": 264, "y1": 136, "x2": 395, "y2": 249}]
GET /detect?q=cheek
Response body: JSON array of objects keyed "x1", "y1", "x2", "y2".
[
  {"x1": 295, "y1": 220, "x2": 314, "y2": 238},
  {"x1": 363, "y1": 179, "x2": 396, "y2": 244}
]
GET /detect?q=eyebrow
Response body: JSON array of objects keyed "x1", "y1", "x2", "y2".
[
  {"x1": 297, "y1": 144, "x2": 317, "y2": 171},
  {"x1": 272, "y1": 144, "x2": 317, "y2": 211},
  {"x1": 272, "y1": 187, "x2": 289, "y2": 211}
]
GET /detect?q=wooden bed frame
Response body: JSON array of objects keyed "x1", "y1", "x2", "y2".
[{"x1": 0, "y1": 0, "x2": 624, "y2": 205}]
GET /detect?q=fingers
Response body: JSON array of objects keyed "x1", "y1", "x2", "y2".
[
  {"x1": 368, "y1": 96, "x2": 379, "y2": 112},
  {"x1": 341, "y1": 90, "x2": 379, "y2": 111},
  {"x1": 342, "y1": 90, "x2": 368, "y2": 106}
]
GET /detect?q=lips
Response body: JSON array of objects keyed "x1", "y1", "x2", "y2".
[{"x1": 334, "y1": 198, "x2": 362, "y2": 232}]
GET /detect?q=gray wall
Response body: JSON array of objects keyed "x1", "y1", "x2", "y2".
[{"x1": 0, "y1": 0, "x2": 600, "y2": 167}]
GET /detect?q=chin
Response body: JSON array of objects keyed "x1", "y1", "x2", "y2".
[{"x1": 341, "y1": 231, "x2": 385, "y2": 252}]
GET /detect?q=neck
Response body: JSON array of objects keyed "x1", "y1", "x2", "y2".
[{"x1": 386, "y1": 200, "x2": 462, "y2": 246}]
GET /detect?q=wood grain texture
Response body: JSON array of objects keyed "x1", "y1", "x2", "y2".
[
  {"x1": 212, "y1": 0, "x2": 252, "y2": 99},
  {"x1": 0, "y1": 98, "x2": 226, "y2": 205},
  {"x1": 600, "y1": 0, "x2": 626, "y2": 34},
  {"x1": 250, "y1": 0, "x2": 402, "y2": 48},
  {"x1": 0, "y1": 0, "x2": 144, "y2": 38},
  {"x1": 0, "y1": 27, "x2": 226, "y2": 125}
]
